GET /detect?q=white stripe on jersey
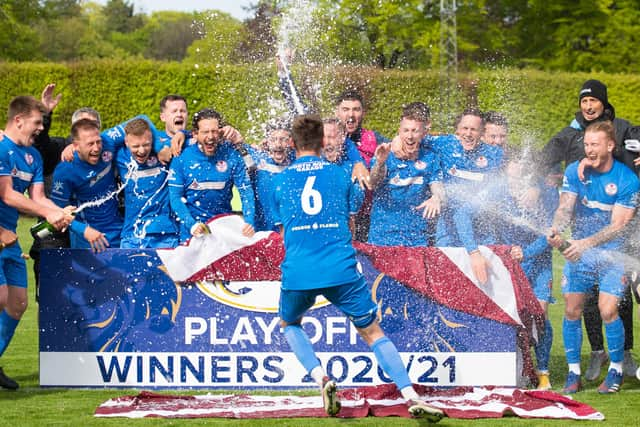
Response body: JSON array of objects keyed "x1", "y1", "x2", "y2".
[
  {"x1": 389, "y1": 175, "x2": 424, "y2": 186},
  {"x1": 130, "y1": 167, "x2": 163, "y2": 178},
  {"x1": 13, "y1": 169, "x2": 33, "y2": 182},
  {"x1": 448, "y1": 168, "x2": 485, "y2": 182},
  {"x1": 580, "y1": 196, "x2": 614, "y2": 212},
  {"x1": 89, "y1": 163, "x2": 112, "y2": 187},
  {"x1": 189, "y1": 181, "x2": 226, "y2": 190},
  {"x1": 258, "y1": 163, "x2": 286, "y2": 174}
]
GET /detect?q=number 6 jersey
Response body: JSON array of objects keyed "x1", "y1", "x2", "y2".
[{"x1": 272, "y1": 155, "x2": 364, "y2": 290}]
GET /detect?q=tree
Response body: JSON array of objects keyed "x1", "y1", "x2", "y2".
[
  {"x1": 0, "y1": 0, "x2": 43, "y2": 60},
  {"x1": 184, "y1": 10, "x2": 244, "y2": 65},
  {"x1": 144, "y1": 12, "x2": 201, "y2": 61},
  {"x1": 102, "y1": 0, "x2": 145, "y2": 33}
]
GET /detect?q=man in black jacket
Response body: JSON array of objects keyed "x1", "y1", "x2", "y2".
[{"x1": 540, "y1": 79, "x2": 639, "y2": 380}]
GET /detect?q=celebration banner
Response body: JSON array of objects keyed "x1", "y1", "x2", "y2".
[{"x1": 39, "y1": 217, "x2": 542, "y2": 389}]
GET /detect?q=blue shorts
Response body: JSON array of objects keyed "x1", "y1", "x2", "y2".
[
  {"x1": 279, "y1": 276, "x2": 377, "y2": 328},
  {"x1": 0, "y1": 243, "x2": 27, "y2": 288},
  {"x1": 120, "y1": 233, "x2": 179, "y2": 249},
  {"x1": 562, "y1": 249, "x2": 625, "y2": 298}
]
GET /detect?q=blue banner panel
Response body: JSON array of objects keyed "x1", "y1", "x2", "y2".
[{"x1": 39, "y1": 249, "x2": 517, "y2": 388}]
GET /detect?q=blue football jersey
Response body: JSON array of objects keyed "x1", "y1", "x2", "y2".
[
  {"x1": 51, "y1": 150, "x2": 123, "y2": 248},
  {"x1": 272, "y1": 155, "x2": 364, "y2": 290},
  {"x1": 116, "y1": 148, "x2": 178, "y2": 243},
  {"x1": 0, "y1": 136, "x2": 45, "y2": 232},
  {"x1": 563, "y1": 159, "x2": 640, "y2": 250},
  {"x1": 432, "y1": 135, "x2": 504, "y2": 251},
  {"x1": 368, "y1": 150, "x2": 443, "y2": 246},
  {"x1": 168, "y1": 142, "x2": 255, "y2": 240}
]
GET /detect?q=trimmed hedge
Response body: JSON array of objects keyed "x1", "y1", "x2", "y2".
[{"x1": 2, "y1": 61, "x2": 640, "y2": 148}]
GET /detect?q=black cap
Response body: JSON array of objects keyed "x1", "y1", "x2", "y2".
[{"x1": 579, "y1": 79, "x2": 612, "y2": 111}]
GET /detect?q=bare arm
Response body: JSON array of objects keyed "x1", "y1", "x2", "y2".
[
  {"x1": 550, "y1": 192, "x2": 577, "y2": 234},
  {"x1": 28, "y1": 182, "x2": 61, "y2": 210},
  {"x1": 0, "y1": 176, "x2": 69, "y2": 228},
  {"x1": 369, "y1": 143, "x2": 391, "y2": 189},
  {"x1": 574, "y1": 205, "x2": 635, "y2": 251}
]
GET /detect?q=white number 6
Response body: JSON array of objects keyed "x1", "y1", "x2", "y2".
[{"x1": 301, "y1": 176, "x2": 322, "y2": 215}]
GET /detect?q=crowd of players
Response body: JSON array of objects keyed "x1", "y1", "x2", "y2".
[{"x1": 0, "y1": 74, "x2": 639, "y2": 405}]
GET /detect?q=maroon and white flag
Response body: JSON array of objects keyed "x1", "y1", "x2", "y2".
[{"x1": 95, "y1": 384, "x2": 604, "y2": 420}]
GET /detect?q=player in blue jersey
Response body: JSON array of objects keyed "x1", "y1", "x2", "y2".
[
  {"x1": 482, "y1": 111, "x2": 509, "y2": 148},
  {"x1": 168, "y1": 108, "x2": 255, "y2": 241},
  {"x1": 321, "y1": 117, "x2": 357, "y2": 171},
  {"x1": 368, "y1": 102, "x2": 444, "y2": 246},
  {"x1": 433, "y1": 108, "x2": 504, "y2": 284},
  {"x1": 251, "y1": 121, "x2": 293, "y2": 232},
  {"x1": 495, "y1": 153, "x2": 558, "y2": 390},
  {"x1": 0, "y1": 96, "x2": 74, "y2": 389},
  {"x1": 547, "y1": 121, "x2": 640, "y2": 394},
  {"x1": 272, "y1": 114, "x2": 444, "y2": 422},
  {"x1": 51, "y1": 119, "x2": 124, "y2": 252},
  {"x1": 153, "y1": 94, "x2": 189, "y2": 163},
  {"x1": 117, "y1": 118, "x2": 179, "y2": 248}
]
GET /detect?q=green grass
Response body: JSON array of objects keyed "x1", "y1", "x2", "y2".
[{"x1": 1, "y1": 217, "x2": 639, "y2": 425}]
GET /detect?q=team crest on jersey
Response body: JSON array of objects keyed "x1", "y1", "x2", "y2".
[
  {"x1": 216, "y1": 160, "x2": 228, "y2": 173},
  {"x1": 476, "y1": 156, "x2": 488, "y2": 168},
  {"x1": 197, "y1": 280, "x2": 330, "y2": 313},
  {"x1": 11, "y1": 167, "x2": 17, "y2": 177},
  {"x1": 448, "y1": 166, "x2": 457, "y2": 176},
  {"x1": 24, "y1": 153, "x2": 34, "y2": 165},
  {"x1": 146, "y1": 156, "x2": 158, "y2": 167},
  {"x1": 605, "y1": 183, "x2": 618, "y2": 196},
  {"x1": 189, "y1": 179, "x2": 200, "y2": 190},
  {"x1": 414, "y1": 160, "x2": 427, "y2": 170},
  {"x1": 102, "y1": 150, "x2": 113, "y2": 163}
]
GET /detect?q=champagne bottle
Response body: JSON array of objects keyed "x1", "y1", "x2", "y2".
[
  {"x1": 30, "y1": 212, "x2": 75, "y2": 239},
  {"x1": 557, "y1": 239, "x2": 571, "y2": 253},
  {"x1": 237, "y1": 144, "x2": 256, "y2": 172}
]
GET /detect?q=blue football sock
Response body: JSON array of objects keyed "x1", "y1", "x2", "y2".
[
  {"x1": 283, "y1": 324, "x2": 321, "y2": 374},
  {"x1": 0, "y1": 310, "x2": 19, "y2": 357},
  {"x1": 535, "y1": 319, "x2": 553, "y2": 372},
  {"x1": 371, "y1": 336, "x2": 412, "y2": 390},
  {"x1": 604, "y1": 317, "x2": 625, "y2": 364},
  {"x1": 563, "y1": 317, "x2": 582, "y2": 365}
]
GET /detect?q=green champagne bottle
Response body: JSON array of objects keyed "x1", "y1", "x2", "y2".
[{"x1": 30, "y1": 212, "x2": 76, "y2": 239}]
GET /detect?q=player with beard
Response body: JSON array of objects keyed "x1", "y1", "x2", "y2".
[
  {"x1": 251, "y1": 121, "x2": 294, "y2": 232},
  {"x1": 50, "y1": 119, "x2": 123, "y2": 252},
  {"x1": 168, "y1": 108, "x2": 255, "y2": 241},
  {"x1": 368, "y1": 103, "x2": 444, "y2": 246},
  {"x1": 540, "y1": 80, "x2": 640, "y2": 380},
  {"x1": 548, "y1": 121, "x2": 639, "y2": 394}
]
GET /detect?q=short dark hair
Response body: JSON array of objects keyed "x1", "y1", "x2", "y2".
[
  {"x1": 124, "y1": 118, "x2": 151, "y2": 136},
  {"x1": 71, "y1": 118, "x2": 100, "y2": 141},
  {"x1": 160, "y1": 94, "x2": 187, "y2": 111},
  {"x1": 7, "y1": 96, "x2": 46, "y2": 122},
  {"x1": 192, "y1": 108, "x2": 223, "y2": 131},
  {"x1": 334, "y1": 90, "x2": 365, "y2": 109},
  {"x1": 292, "y1": 114, "x2": 323, "y2": 151},
  {"x1": 402, "y1": 102, "x2": 431, "y2": 123},
  {"x1": 585, "y1": 120, "x2": 616, "y2": 143},
  {"x1": 483, "y1": 111, "x2": 508, "y2": 129},
  {"x1": 454, "y1": 107, "x2": 484, "y2": 130}
]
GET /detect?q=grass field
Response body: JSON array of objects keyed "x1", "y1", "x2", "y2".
[{"x1": 1, "y1": 217, "x2": 639, "y2": 426}]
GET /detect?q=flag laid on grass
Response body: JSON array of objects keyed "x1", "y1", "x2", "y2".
[{"x1": 95, "y1": 384, "x2": 604, "y2": 420}]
